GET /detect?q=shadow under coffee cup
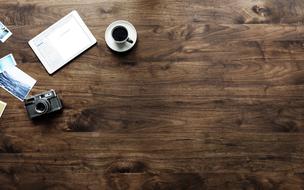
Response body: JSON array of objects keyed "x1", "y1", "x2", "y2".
[{"x1": 112, "y1": 25, "x2": 133, "y2": 44}]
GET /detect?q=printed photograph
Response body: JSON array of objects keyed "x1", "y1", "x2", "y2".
[
  {"x1": 0, "y1": 54, "x2": 36, "y2": 101},
  {"x1": 0, "y1": 21, "x2": 12, "y2": 43},
  {"x1": 0, "y1": 100, "x2": 6, "y2": 118},
  {"x1": 0, "y1": 66, "x2": 36, "y2": 101},
  {"x1": 0, "y1": 54, "x2": 17, "y2": 72}
]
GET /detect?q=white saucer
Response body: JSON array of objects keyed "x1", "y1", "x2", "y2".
[{"x1": 105, "y1": 20, "x2": 137, "y2": 53}]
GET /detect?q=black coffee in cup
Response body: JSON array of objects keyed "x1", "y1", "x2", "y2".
[
  {"x1": 111, "y1": 25, "x2": 133, "y2": 44},
  {"x1": 112, "y1": 26, "x2": 128, "y2": 42}
]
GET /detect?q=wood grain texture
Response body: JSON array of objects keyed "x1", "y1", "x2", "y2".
[{"x1": 1, "y1": 0, "x2": 304, "y2": 189}]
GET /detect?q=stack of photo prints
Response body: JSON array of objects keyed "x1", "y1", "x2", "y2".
[{"x1": 0, "y1": 22, "x2": 36, "y2": 118}]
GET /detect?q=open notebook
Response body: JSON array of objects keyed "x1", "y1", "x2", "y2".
[{"x1": 29, "y1": 10, "x2": 96, "y2": 74}]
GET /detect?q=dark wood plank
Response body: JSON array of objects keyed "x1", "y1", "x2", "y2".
[{"x1": 1, "y1": 0, "x2": 304, "y2": 189}]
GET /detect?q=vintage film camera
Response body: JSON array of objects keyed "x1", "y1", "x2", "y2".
[{"x1": 24, "y1": 90, "x2": 63, "y2": 119}]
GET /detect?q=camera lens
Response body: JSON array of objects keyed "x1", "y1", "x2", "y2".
[{"x1": 35, "y1": 100, "x2": 49, "y2": 114}]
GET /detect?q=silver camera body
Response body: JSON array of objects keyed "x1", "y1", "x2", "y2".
[{"x1": 24, "y1": 90, "x2": 63, "y2": 119}]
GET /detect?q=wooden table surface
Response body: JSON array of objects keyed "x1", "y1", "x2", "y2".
[{"x1": 1, "y1": 0, "x2": 304, "y2": 189}]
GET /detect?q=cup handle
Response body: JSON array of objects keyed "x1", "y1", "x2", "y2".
[{"x1": 127, "y1": 38, "x2": 133, "y2": 44}]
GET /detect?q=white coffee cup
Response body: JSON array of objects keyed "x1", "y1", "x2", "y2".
[{"x1": 111, "y1": 25, "x2": 133, "y2": 44}]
